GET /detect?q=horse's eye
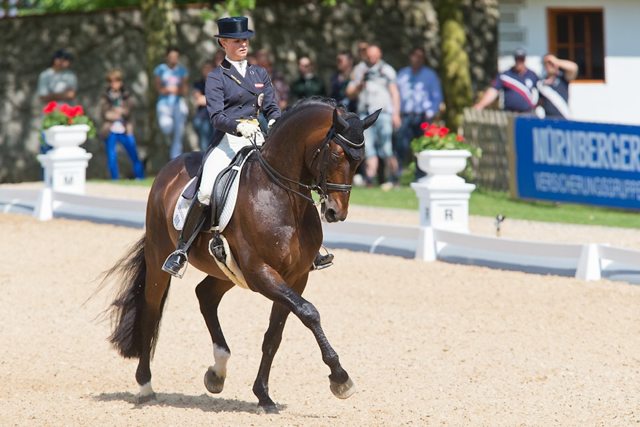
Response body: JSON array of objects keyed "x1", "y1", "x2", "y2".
[{"x1": 330, "y1": 152, "x2": 342, "y2": 161}]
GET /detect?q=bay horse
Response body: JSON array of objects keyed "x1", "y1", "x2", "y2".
[{"x1": 104, "y1": 98, "x2": 380, "y2": 413}]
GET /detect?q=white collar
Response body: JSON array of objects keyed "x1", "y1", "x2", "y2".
[{"x1": 226, "y1": 56, "x2": 247, "y2": 76}]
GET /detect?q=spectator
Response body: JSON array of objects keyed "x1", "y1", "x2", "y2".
[
  {"x1": 537, "y1": 53, "x2": 579, "y2": 119},
  {"x1": 192, "y1": 60, "x2": 216, "y2": 151},
  {"x1": 291, "y1": 56, "x2": 326, "y2": 101},
  {"x1": 154, "y1": 46, "x2": 189, "y2": 159},
  {"x1": 473, "y1": 48, "x2": 539, "y2": 113},
  {"x1": 99, "y1": 69, "x2": 144, "y2": 180},
  {"x1": 346, "y1": 44, "x2": 401, "y2": 188},
  {"x1": 396, "y1": 47, "x2": 443, "y2": 167},
  {"x1": 330, "y1": 51, "x2": 357, "y2": 112},
  {"x1": 255, "y1": 49, "x2": 289, "y2": 110},
  {"x1": 37, "y1": 48, "x2": 77, "y2": 153},
  {"x1": 213, "y1": 49, "x2": 226, "y2": 68}
]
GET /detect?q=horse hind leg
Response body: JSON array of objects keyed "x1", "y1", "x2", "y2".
[
  {"x1": 196, "y1": 276, "x2": 234, "y2": 394},
  {"x1": 134, "y1": 261, "x2": 172, "y2": 403}
]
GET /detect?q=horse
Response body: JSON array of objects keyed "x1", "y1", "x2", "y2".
[{"x1": 103, "y1": 98, "x2": 380, "y2": 413}]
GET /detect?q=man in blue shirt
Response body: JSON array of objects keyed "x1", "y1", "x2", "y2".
[
  {"x1": 474, "y1": 48, "x2": 539, "y2": 113},
  {"x1": 396, "y1": 47, "x2": 443, "y2": 167},
  {"x1": 154, "y1": 46, "x2": 189, "y2": 159}
]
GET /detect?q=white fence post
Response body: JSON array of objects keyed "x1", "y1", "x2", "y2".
[
  {"x1": 416, "y1": 226, "x2": 436, "y2": 261},
  {"x1": 33, "y1": 188, "x2": 53, "y2": 221},
  {"x1": 575, "y1": 244, "x2": 601, "y2": 281}
]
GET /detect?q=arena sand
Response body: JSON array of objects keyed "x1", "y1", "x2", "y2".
[{"x1": 1, "y1": 183, "x2": 639, "y2": 426}]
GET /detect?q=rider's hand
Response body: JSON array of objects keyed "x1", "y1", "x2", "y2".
[{"x1": 237, "y1": 122, "x2": 260, "y2": 138}]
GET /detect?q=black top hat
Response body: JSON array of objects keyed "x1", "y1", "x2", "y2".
[{"x1": 215, "y1": 17, "x2": 254, "y2": 39}]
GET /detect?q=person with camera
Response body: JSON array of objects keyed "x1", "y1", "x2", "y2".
[{"x1": 346, "y1": 44, "x2": 401, "y2": 189}]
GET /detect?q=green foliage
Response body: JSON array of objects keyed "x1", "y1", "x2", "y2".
[{"x1": 436, "y1": 0, "x2": 473, "y2": 131}]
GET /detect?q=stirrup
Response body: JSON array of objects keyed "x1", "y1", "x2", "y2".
[
  {"x1": 162, "y1": 249, "x2": 188, "y2": 279},
  {"x1": 313, "y1": 252, "x2": 334, "y2": 271}
]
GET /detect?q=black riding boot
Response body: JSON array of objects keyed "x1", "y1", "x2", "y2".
[
  {"x1": 162, "y1": 199, "x2": 208, "y2": 278},
  {"x1": 313, "y1": 251, "x2": 334, "y2": 270}
]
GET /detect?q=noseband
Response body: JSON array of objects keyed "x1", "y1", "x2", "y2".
[{"x1": 250, "y1": 126, "x2": 363, "y2": 206}]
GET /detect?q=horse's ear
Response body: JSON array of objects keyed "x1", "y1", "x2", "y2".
[
  {"x1": 363, "y1": 109, "x2": 382, "y2": 130},
  {"x1": 333, "y1": 108, "x2": 350, "y2": 132}
]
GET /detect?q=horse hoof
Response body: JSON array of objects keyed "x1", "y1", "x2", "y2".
[
  {"x1": 136, "y1": 392, "x2": 156, "y2": 404},
  {"x1": 330, "y1": 377, "x2": 356, "y2": 399},
  {"x1": 257, "y1": 403, "x2": 279, "y2": 414},
  {"x1": 204, "y1": 367, "x2": 225, "y2": 394}
]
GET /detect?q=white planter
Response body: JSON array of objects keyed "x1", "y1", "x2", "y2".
[
  {"x1": 43, "y1": 124, "x2": 90, "y2": 150},
  {"x1": 416, "y1": 149, "x2": 471, "y2": 185},
  {"x1": 38, "y1": 124, "x2": 92, "y2": 195}
]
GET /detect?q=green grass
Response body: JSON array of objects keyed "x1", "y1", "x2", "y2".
[{"x1": 98, "y1": 178, "x2": 640, "y2": 229}]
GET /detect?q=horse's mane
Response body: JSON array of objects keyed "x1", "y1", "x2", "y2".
[{"x1": 269, "y1": 97, "x2": 347, "y2": 134}]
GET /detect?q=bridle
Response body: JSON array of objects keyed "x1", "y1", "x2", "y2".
[{"x1": 249, "y1": 125, "x2": 364, "y2": 206}]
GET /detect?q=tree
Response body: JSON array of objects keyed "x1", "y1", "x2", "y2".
[{"x1": 435, "y1": 0, "x2": 473, "y2": 131}]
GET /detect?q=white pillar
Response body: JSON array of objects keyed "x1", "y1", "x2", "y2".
[
  {"x1": 37, "y1": 124, "x2": 93, "y2": 195},
  {"x1": 37, "y1": 148, "x2": 93, "y2": 195},
  {"x1": 411, "y1": 150, "x2": 476, "y2": 260}
]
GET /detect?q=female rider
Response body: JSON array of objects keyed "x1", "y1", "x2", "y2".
[{"x1": 163, "y1": 16, "x2": 333, "y2": 277}]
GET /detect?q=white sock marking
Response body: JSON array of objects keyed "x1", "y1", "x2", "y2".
[{"x1": 212, "y1": 344, "x2": 231, "y2": 377}]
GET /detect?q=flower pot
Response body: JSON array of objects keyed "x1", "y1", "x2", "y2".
[
  {"x1": 43, "y1": 124, "x2": 90, "y2": 149},
  {"x1": 416, "y1": 149, "x2": 471, "y2": 185}
]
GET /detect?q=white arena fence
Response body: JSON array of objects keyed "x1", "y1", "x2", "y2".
[{"x1": 1, "y1": 187, "x2": 639, "y2": 283}]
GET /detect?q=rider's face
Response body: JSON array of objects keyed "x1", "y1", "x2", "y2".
[{"x1": 221, "y1": 38, "x2": 249, "y2": 61}]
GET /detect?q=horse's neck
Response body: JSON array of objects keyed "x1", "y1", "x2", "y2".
[{"x1": 262, "y1": 118, "x2": 325, "y2": 184}]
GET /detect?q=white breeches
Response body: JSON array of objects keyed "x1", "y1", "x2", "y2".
[{"x1": 197, "y1": 131, "x2": 264, "y2": 204}]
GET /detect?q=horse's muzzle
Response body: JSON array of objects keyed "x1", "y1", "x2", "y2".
[{"x1": 322, "y1": 205, "x2": 347, "y2": 223}]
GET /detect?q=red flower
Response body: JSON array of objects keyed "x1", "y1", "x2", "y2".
[
  {"x1": 43, "y1": 101, "x2": 58, "y2": 114},
  {"x1": 59, "y1": 103, "x2": 74, "y2": 118},
  {"x1": 425, "y1": 129, "x2": 437, "y2": 137},
  {"x1": 420, "y1": 122, "x2": 428, "y2": 130},
  {"x1": 69, "y1": 105, "x2": 84, "y2": 117},
  {"x1": 456, "y1": 134, "x2": 465, "y2": 142},
  {"x1": 438, "y1": 127, "x2": 450, "y2": 137}
]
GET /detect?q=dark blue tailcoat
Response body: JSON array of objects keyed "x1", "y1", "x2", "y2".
[{"x1": 205, "y1": 59, "x2": 281, "y2": 148}]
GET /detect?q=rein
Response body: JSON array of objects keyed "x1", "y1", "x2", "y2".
[{"x1": 249, "y1": 126, "x2": 360, "y2": 206}]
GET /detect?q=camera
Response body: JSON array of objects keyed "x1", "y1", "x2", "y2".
[{"x1": 363, "y1": 70, "x2": 374, "y2": 82}]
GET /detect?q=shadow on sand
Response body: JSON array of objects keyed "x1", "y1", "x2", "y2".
[{"x1": 93, "y1": 391, "x2": 284, "y2": 414}]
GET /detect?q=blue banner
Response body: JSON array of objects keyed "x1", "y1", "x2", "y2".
[{"x1": 513, "y1": 117, "x2": 640, "y2": 209}]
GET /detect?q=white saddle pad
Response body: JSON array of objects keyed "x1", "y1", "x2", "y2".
[{"x1": 172, "y1": 152, "x2": 254, "y2": 232}]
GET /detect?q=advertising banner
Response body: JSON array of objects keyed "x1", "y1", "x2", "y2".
[{"x1": 512, "y1": 117, "x2": 640, "y2": 209}]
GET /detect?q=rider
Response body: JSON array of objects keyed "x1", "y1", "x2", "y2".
[{"x1": 162, "y1": 16, "x2": 334, "y2": 278}]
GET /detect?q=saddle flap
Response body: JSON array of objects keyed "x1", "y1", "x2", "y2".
[{"x1": 210, "y1": 145, "x2": 256, "y2": 229}]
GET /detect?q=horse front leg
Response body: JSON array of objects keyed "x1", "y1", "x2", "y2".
[
  {"x1": 247, "y1": 267, "x2": 355, "y2": 410},
  {"x1": 252, "y1": 301, "x2": 292, "y2": 413}
]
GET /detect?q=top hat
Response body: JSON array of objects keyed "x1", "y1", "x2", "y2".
[{"x1": 215, "y1": 17, "x2": 254, "y2": 39}]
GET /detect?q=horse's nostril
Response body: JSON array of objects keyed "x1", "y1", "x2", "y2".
[{"x1": 325, "y1": 208, "x2": 337, "y2": 222}]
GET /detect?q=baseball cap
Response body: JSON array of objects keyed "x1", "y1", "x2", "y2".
[
  {"x1": 513, "y1": 47, "x2": 526, "y2": 59},
  {"x1": 52, "y1": 49, "x2": 73, "y2": 61}
]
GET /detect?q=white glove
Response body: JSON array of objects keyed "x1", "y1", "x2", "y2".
[
  {"x1": 267, "y1": 118, "x2": 276, "y2": 129},
  {"x1": 237, "y1": 122, "x2": 260, "y2": 138}
]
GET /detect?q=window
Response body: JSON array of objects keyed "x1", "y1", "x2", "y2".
[{"x1": 547, "y1": 9, "x2": 605, "y2": 81}]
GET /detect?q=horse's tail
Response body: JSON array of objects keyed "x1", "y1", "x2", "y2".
[{"x1": 103, "y1": 235, "x2": 157, "y2": 359}]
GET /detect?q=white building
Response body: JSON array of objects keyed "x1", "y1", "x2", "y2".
[{"x1": 498, "y1": 0, "x2": 640, "y2": 125}]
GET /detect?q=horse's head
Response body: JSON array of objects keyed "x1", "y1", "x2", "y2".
[{"x1": 315, "y1": 107, "x2": 380, "y2": 222}]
